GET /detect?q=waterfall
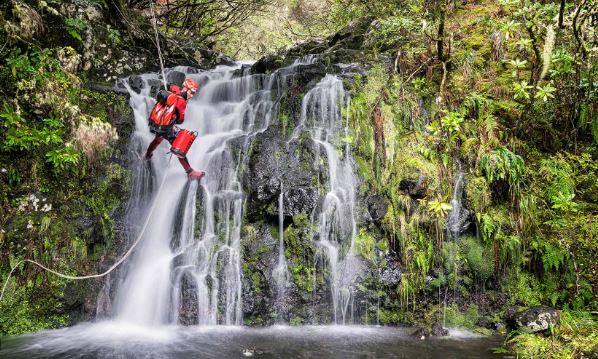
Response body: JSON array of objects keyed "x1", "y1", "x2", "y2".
[
  {"x1": 110, "y1": 56, "x2": 362, "y2": 327},
  {"x1": 273, "y1": 182, "x2": 290, "y2": 320},
  {"x1": 294, "y1": 75, "x2": 361, "y2": 324},
  {"x1": 447, "y1": 163, "x2": 470, "y2": 239},
  {"x1": 114, "y1": 64, "x2": 305, "y2": 326}
]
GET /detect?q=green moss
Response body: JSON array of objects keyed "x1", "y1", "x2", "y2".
[
  {"x1": 504, "y1": 271, "x2": 544, "y2": 307},
  {"x1": 355, "y1": 228, "x2": 376, "y2": 262},
  {"x1": 250, "y1": 271, "x2": 262, "y2": 288},
  {"x1": 444, "y1": 303, "x2": 480, "y2": 330},
  {"x1": 282, "y1": 214, "x2": 316, "y2": 293},
  {"x1": 378, "y1": 308, "x2": 402, "y2": 325},
  {"x1": 459, "y1": 236, "x2": 493, "y2": 282},
  {"x1": 290, "y1": 316, "x2": 304, "y2": 326},
  {"x1": 508, "y1": 311, "x2": 598, "y2": 359},
  {"x1": 465, "y1": 176, "x2": 491, "y2": 218},
  {"x1": 461, "y1": 33, "x2": 491, "y2": 59},
  {"x1": 0, "y1": 272, "x2": 68, "y2": 336}
]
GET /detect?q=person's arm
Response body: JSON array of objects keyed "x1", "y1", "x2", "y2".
[
  {"x1": 175, "y1": 97, "x2": 187, "y2": 124},
  {"x1": 169, "y1": 85, "x2": 181, "y2": 95}
]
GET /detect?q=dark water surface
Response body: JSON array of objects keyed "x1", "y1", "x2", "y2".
[{"x1": 1, "y1": 323, "x2": 505, "y2": 358}]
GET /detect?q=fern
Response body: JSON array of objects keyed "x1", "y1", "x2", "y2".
[
  {"x1": 539, "y1": 156, "x2": 575, "y2": 204},
  {"x1": 480, "y1": 147, "x2": 525, "y2": 190},
  {"x1": 533, "y1": 240, "x2": 568, "y2": 272}
]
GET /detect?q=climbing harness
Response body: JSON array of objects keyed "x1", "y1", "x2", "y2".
[{"x1": 0, "y1": 156, "x2": 173, "y2": 305}]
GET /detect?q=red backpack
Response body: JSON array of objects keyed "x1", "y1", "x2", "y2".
[{"x1": 149, "y1": 91, "x2": 180, "y2": 134}]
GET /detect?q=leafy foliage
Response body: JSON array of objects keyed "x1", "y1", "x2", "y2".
[
  {"x1": 64, "y1": 17, "x2": 87, "y2": 42},
  {"x1": 509, "y1": 311, "x2": 598, "y2": 358},
  {"x1": 480, "y1": 147, "x2": 525, "y2": 190}
]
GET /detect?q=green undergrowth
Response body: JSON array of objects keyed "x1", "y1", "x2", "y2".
[
  {"x1": 339, "y1": 0, "x2": 597, "y2": 355},
  {"x1": 506, "y1": 311, "x2": 598, "y2": 359},
  {"x1": 0, "y1": 28, "x2": 130, "y2": 334}
]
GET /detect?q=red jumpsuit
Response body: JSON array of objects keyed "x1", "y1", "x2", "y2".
[{"x1": 145, "y1": 85, "x2": 194, "y2": 173}]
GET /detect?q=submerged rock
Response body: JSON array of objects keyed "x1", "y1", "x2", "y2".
[
  {"x1": 431, "y1": 323, "x2": 449, "y2": 336},
  {"x1": 128, "y1": 75, "x2": 143, "y2": 94},
  {"x1": 411, "y1": 322, "x2": 448, "y2": 338}
]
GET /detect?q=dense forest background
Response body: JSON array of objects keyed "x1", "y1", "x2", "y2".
[{"x1": 0, "y1": 0, "x2": 596, "y2": 357}]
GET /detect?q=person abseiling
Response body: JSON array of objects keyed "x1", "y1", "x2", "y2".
[{"x1": 145, "y1": 78, "x2": 205, "y2": 180}]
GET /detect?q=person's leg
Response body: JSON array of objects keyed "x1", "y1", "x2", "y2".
[
  {"x1": 177, "y1": 156, "x2": 192, "y2": 172},
  {"x1": 145, "y1": 135, "x2": 164, "y2": 158},
  {"x1": 178, "y1": 156, "x2": 205, "y2": 179},
  {"x1": 167, "y1": 130, "x2": 203, "y2": 179}
]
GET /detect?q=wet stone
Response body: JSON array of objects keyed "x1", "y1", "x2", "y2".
[
  {"x1": 513, "y1": 307, "x2": 561, "y2": 333},
  {"x1": 366, "y1": 195, "x2": 389, "y2": 222},
  {"x1": 399, "y1": 177, "x2": 427, "y2": 199}
]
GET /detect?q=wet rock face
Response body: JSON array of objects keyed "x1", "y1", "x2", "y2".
[
  {"x1": 366, "y1": 195, "x2": 389, "y2": 222},
  {"x1": 241, "y1": 225, "x2": 278, "y2": 324},
  {"x1": 512, "y1": 307, "x2": 561, "y2": 333},
  {"x1": 399, "y1": 177, "x2": 427, "y2": 199},
  {"x1": 242, "y1": 126, "x2": 322, "y2": 221},
  {"x1": 377, "y1": 253, "x2": 402, "y2": 286},
  {"x1": 282, "y1": 187, "x2": 319, "y2": 217},
  {"x1": 178, "y1": 272, "x2": 199, "y2": 325},
  {"x1": 378, "y1": 264, "x2": 401, "y2": 286}
]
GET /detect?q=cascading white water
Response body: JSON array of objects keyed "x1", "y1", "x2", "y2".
[
  {"x1": 114, "y1": 57, "x2": 336, "y2": 326},
  {"x1": 272, "y1": 183, "x2": 290, "y2": 318},
  {"x1": 447, "y1": 163, "x2": 470, "y2": 239},
  {"x1": 115, "y1": 68, "x2": 265, "y2": 326},
  {"x1": 292, "y1": 75, "x2": 361, "y2": 324}
]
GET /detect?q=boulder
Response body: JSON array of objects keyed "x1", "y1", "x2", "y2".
[
  {"x1": 431, "y1": 322, "x2": 449, "y2": 336},
  {"x1": 251, "y1": 17, "x2": 374, "y2": 75},
  {"x1": 166, "y1": 70, "x2": 186, "y2": 88},
  {"x1": 512, "y1": 307, "x2": 561, "y2": 333},
  {"x1": 328, "y1": 17, "x2": 374, "y2": 49},
  {"x1": 411, "y1": 322, "x2": 448, "y2": 338},
  {"x1": 251, "y1": 54, "x2": 284, "y2": 74},
  {"x1": 128, "y1": 75, "x2": 144, "y2": 94},
  {"x1": 366, "y1": 194, "x2": 389, "y2": 221},
  {"x1": 399, "y1": 176, "x2": 427, "y2": 199}
]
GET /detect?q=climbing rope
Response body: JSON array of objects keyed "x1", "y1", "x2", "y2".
[
  {"x1": 149, "y1": 0, "x2": 168, "y2": 90},
  {"x1": 0, "y1": 156, "x2": 173, "y2": 305}
]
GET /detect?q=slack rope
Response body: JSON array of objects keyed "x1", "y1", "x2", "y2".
[
  {"x1": 149, "y1": 0, "x2": 168, "y2": 90},
  {"x1": 0, "y1": 156, "x2": 174, "y2": 305}
]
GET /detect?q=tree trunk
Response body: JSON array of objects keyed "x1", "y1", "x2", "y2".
[
  {"x1": 559, "y1": 0, "x2": 566, "y2": 28},
  {"x1": 436, "y1": 3, "x2": 446, "y2": 62}
]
